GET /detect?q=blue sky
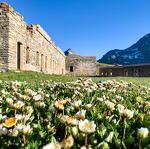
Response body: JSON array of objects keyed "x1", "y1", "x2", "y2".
[{"x1": 3, "y1": 0, "x2": 150, "y2": 60}]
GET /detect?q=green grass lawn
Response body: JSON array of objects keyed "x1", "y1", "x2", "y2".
[{"x1": 0, "y1": 70, "x2": 150, "y2": 87}]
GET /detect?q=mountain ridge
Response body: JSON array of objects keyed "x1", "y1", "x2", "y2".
[{"x1": 98, "y1": 33, "x2": 150, "y2": 65}]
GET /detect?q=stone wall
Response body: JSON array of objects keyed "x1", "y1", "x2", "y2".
[
  {"x1": 0, "y1": 2, "x2": 66, "y2": 74},
  {"x1": 99, "y1": 63, "x2": 150, "y2": 77},
  {"x1": 0, "y1": 2, "x2": 9, "y2": 71},
  {"x1": 66, "y1": 55, "x2": 97, "y2": 75}
]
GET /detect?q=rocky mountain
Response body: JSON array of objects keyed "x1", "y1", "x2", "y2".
[{"x1": 98, "y1": 33, "x2": 150, "y2": 65}]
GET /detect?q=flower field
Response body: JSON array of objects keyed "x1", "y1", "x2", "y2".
[{"x1": 0, "y1": 78, "x2": 150, "y2": 149}]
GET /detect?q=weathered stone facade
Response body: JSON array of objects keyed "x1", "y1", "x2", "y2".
[
  {"x1": 65, "y1": 49, "x2": 97, "y2": 75},
  {"x1": 99, "y1": 63, "x2": 150, "y2": 77},
  {"x1": 0, "y1": 2, "x2": 66, "y2": 74}
]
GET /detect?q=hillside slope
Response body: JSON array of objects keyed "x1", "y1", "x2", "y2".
[{"x1": 98, "y1": 33, "x2": 150, "y2": 65}]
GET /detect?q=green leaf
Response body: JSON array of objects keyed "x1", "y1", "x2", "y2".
[
  {"x1": 122, "y1": 140, "x2": 127, "y2": 149},
  {"x1": 105, "y1": 131, "x2": 114, "y2": 143},
  {"x1": 96, "y1": 141, "x2": 110, "y2": 149},
  {"x1": 51, "y1": 136, "x2": 57, "y2": 144},
  {"x1": 38, "y1": 120, "x2": 42, "y2": 130}
]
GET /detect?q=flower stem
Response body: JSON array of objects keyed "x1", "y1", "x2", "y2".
[
  {"x1": 123, "y1": 117, "x2": 126, "y2": 138},
  {"x1": 23, "y1": 135, "x2": 26, "y2": 149},
  {"x1": 14, "y1": 109, "x2": 16, "y2": 117},
  {"x1": 85, "y1": 134, "x2": 88, "y2": 146},
  {"x1": 24, "y1": 116, "x2": 26, "y2": 125},
  {"x1": 64, "y1": 125, "x2": 68, "y2": 139},
  {"x1": 139, "y1": 137, "x2": 141, "y2": 149},
  {"x1": 55, "y1": 111, "x2": 57, "y2": 118},
  {"x1": 38, "y1": 112, "x2": 40, "y2": 120}
]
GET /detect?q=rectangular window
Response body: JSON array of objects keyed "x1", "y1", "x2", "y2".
[
  {"x1": 36, "y1": 51, "x2": 39, "y2": 66},
  {"x1": 26, "y1": 47, "x2": 30, "y2": 64},
  {"x1": 45, "y1": 56, "x2": 47, "y2": 71},
  {"x1": 70, "y1": 66, "x2": 73, "y2": 72},
  {"x1": 41, "y1": 54, "x2": 44, "y2": 72},
  {"x1": 17, "y1": 42, "x2": 21, "y2": 69}
]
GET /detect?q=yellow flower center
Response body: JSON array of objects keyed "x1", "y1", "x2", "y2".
[
  {"x1": 82, "y1": 124, "x2": 91, "y2": 129},
  {"x1": 68, "y1": 116, "x2": 75, "y2": 121},
  {"x1": 5, "y1": 117, "x2": 16, "y2": 126},
  {"x1": 137, "y1": 97, "x2": 141, "y2": 102},
  {"x1": 57, "y1": 102, "x2": 63, "y2": 106}
]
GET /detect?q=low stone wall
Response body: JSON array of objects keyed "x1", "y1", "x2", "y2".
[{"x1": 99, "y1": 63, "x2": 150, "y2": 77}]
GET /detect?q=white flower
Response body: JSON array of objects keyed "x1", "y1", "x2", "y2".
[
  {"x1": 45, "y1": 94, "x2": 49, "y2": 98},
  {"x1": 0, "y1": 97, "x2": 2, "y2": 103},
  {"x1": 33, "y1": 124, "x2": 38, "y2": 128},
  {"x1": 35, "y1": 102, "x2": 45, "y2": 108},
  {"x1": 26, "y1": 106, "x2": 33, "y2": 114},
  {"x1": 74, "y1": 110, "x2": 86, "y2": 119},
  {"x1": 16, "y1": 124, "x2": 23, "y2": 131},
  {"x1": 60, "y1": 115, "x2": 68, "y2": 124},
  {"x1": 123, "y1": 109, "x2": 134, "y2": 119},
  {"x1": 112, "y1": 99, "x2": 116, "y2": 104},
  {"x1": 105, "y1": 100, "x2": 115, "y2": 111},
  {"x1": 79, "y1": 119, "x2": 96, "y2": 134},
  {"x1": 6, "y1": 98, "x2": 13, "y2": 105},
  {"x1": 72, "y1": 127, "x2": 78, "y2": 137},
  {"x1": 33, "y1": 94, "x2": 42, "y2": 101},
  {"x1": 1, "y1": 127, "x2": 8, "y2": 135},
  {"x1": 13, "y1": 101, "x2": 24, "y2": 109},
  {"x1": 60, "y1": 135, "x2": 74, "y2": 149},
  {"x1": 72, "y1": 100, "x2": 82, "y2": 108},
  {"x1": 22, "y1": 125, "x2": 32, "y2": 134},
  {"x1": 67, "y1": 116, "x2": 79, "y2": 125},
  {"x1": 80, "y1": 146, "x2": 86, "y2": 149},
  {"x1": 117, "y1": 104, "x2": 124, "y2": 115},
  {"x1": 85, "y1": 88, "x2": 93, "y2": 93},
  {"x1": 1, "y1": 89, "x2": 7, "y2": 95},
  {"x1": 85, "y1": 104, "x2": 92, "y2": 110},
  {"x1": 0, "y1": 114, "x2": 3, "y2": 121},
  {"x1": 24, "y1": 89, "x2": 37, "y2": 97},
  {"x1": 15, "y1": 114, "x2": 23, "y2": 121},
  {"x1": 66, "y1": 106, "x2": 74, "y2": 112},
  {"x1": 42, "y1": 142, "x2": 61, "y2": 149},
  {"x1": 3, "y1": 117, "x2": 17, "y2": 128},
  {"x1": 16, "y1": 124, "x2": 32, "y2": 134},
  {"x1": 138, "y1": 127, "x2": 149, "y2": 139},
  {"x1": 60, "y1": 115, "x2": 78, "y2": 125},
  {"x1": 97, "y1": 98, "x2": 103, "y2": 102},
  {"x1": 30, "y1": 91, "x2": 37, "y2": 97},
  {"x1": 21, "y1": 95, "x2": 30, "y2": 101},
  {"x1": 11, "y1": 128, "x2": 19, "y2": 137},
  {"x1": 116, "y1": 95, "x2": 123, "y2": 101},
  {"x1": 55, "y1": 101, "x2": 64, "y2": 110}
]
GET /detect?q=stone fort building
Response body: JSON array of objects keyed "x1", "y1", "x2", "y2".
[
  {"x1": 0, "y1": 2, "x2": 97, "y2": 75},
  {"x1": 65, "y1": 49, "x2": 97, "y2": 75},
  {"x1": 0, "y1": 2, "x2": 66, "y2": 74}
]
